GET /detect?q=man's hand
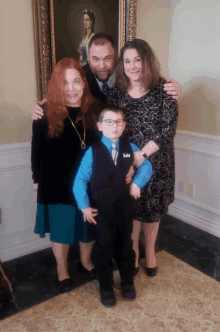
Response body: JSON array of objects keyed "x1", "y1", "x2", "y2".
[
  {"x1": 130, "y1": 183, "x2": 141, "y2": 199},
  {"x1": 164, "y1": 78, "x2": 181, "y2": 100},
  {"x1": 126, "y1": 165, "x2": 135, "y2": 184},
  {"x1": 33, "y1": 183, "x2": 38, "y2": 192},
  {"x1": 82, "y1": 207, "x2": 98, "y2": 224},
  {"x1": 31, "y1": 99, "x2": 47, "y2": 120}
]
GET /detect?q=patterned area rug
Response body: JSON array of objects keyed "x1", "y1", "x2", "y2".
[{"x1": 1, "y1": 250, "x2": 220, "y2": 332}]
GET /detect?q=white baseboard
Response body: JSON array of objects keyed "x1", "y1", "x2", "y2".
[{"x1": 169, "y1": 200, "x2": 220, "y2": 238}]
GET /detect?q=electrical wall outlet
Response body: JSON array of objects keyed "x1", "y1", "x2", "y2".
[
  {"x1": 178, "y1": 181, "x2": 195, "y2": 197},
  {"x1": 178, "y1": 181, "x2": 185, "y2": 193},
  {"x1": 187, "y1": 183, "x2": 195, "y2": 197}
]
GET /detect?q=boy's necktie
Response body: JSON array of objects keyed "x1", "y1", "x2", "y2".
[
  {"x1": 112, "y1": 143, "x2": 118, "y2": 165},
  {"x1": 102, "y1": 81, "x2": 110, "y2": 96}
]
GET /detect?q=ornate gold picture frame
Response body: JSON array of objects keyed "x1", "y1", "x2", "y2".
[{"x1": 32, "y1": 0, "x2": 137, "y2": 100}]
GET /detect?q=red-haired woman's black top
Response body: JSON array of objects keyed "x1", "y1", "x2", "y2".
[{"x1": 31, "y1": 106, "x2": 100, "y2": 205}]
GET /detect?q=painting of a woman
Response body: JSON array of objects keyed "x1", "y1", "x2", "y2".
[
  {"x1": 78, "y1": 9, "x2": 96, "y2": 66},
  {"x1": 51, "y1": 1, "x2": 119, "y2": 66}
]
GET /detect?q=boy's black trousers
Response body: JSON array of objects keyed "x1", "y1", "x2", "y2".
[{"x1": 93, "y1": 196, "x2": 136, "y2": 291}]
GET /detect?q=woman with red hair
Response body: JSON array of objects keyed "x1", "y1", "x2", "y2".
[{"x1": 31, "y1": 58, "x2": 100, "y2": 292}]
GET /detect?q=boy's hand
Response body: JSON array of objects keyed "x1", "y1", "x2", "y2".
[
  {"x1": 82, "y1": 207, "x2": 98, "y2": 224},
  {"x1": 33, "y1": 183, "x2": 38, "y2": 191},
  {"x1": 130, "y1": 183, "x2": 141, "y2": 199},
  {"x1": 164, "y1": 78, "x2": 181, "y2": 100},
  {"x1": 126, "y1": 165, "x2": 135, "y2": 184},
  {"x1": 31, "y1": 99, "x2": 47, "y2": 120}
]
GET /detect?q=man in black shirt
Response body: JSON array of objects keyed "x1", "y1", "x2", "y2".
[{"x1": 83, "y1": 34, "x2": 117, "y2": 104}]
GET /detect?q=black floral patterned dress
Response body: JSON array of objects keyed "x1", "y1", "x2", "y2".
[{"x1": 108, "y1": 83, "x2": 178, "y2": 223}]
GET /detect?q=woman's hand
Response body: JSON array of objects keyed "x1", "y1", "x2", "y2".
[
  {"x1": 126, "y1": 165, "x2": 135, "y2": 184},
  {"x1": 33, "y1": 183, "x2": 38, "y2": 191},
  {"x1": 133, "y1": 151, "x2": 145, "y2": 168},
  {"x1": 31, "y1": 99, "x2": 47, "y2": 120},
  {"x1": 164, "y1": 78, "x2": 181, "y2": 100},
  {"x1": 82, "y1": 207, "x2": 98, "y2": 224},
  {"x1": 141, "y1": 141, "x2": 159, "y2": 158},
  {"x1": 130, "y1": 183, "x2": 141, "y2": 199}
]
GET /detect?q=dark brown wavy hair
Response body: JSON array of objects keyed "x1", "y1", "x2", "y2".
[
  {"x1": 116, "y1": 39, "x2": 164, "y2": 92},
  {"x1": 45, "y1": 58, "x2": 94, "y2": 137}
]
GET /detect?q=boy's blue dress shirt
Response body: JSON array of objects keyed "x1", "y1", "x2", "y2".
[{"x1": 73, "y1": 136, "x2": 152, "y2": 210}]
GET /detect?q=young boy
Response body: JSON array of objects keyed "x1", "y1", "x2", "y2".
[{"x1": 73, "y1": 106, "x2": 152, "y2": 307}]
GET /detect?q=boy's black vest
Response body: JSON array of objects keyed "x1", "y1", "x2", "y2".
[{"x1": 90, "y1": 139, "x2": 134, "y2": 204}]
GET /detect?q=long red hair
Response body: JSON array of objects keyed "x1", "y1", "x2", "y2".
[{"x1": 46, "y1": 58, "x2": 94, "y2": 137}]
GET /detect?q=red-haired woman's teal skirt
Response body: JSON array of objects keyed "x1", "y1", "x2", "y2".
[{"x1": 34, "y1": 204, "x2": 95, "y2": 245}]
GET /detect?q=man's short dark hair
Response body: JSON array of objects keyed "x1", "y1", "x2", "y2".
[
  {"x1": 98, "y1": 105, "x2": 125, "y2": 123},
  {"x1": 88, "y1": 33, "x2": 116, "y2": 52}
]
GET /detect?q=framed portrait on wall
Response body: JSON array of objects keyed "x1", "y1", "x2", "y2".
[
  {"x1": 32, "y1": 0, "x2": 137, "y2": 100},
  {"x1": 51, "y1": 1, "x2": 121, "y2": 68}
]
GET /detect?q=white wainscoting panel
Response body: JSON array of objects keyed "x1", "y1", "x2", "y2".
[
  {"x1": 169, "y1": 130, "x2": 220, "y2": 238},
  {"x1": 1, "y1": 131, "x2": 220, "y2": 261},
  {"x1": 0, "y1": 142, "x2": 50, "y2": 262}
]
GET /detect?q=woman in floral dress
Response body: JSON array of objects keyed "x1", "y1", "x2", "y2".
[{"x1": 108, "y1": 39, "x2": 178, "y2": 276}]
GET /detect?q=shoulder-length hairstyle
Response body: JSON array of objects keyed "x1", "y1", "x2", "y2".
[
  {"x1": 83, "y1": 9, "x2": 95, "y2": 37},
  {"x1": 116, "y1": 39, "x2": 164, "y2": 92},
  {"x1": 46, "y1": 58, "x2": 94, "y2": 137}
]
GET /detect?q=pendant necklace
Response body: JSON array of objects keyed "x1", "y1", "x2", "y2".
[{"x1": 68, "y1": 115, "x2": 86, "y2": 149}]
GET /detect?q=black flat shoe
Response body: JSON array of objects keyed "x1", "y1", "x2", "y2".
[
  {"x1": 79, "y1": 262, "x2": 98, "y2": 279},
  {"x1": 134, "y1": 266, "x2": 139, "y2": 276},
  {"x1": 58, "y1": 278, "x2": 73, "y2": 293},
  {"x1": 99, "y1": 288, "x2": 116, "y2": 307},
  {"x1": 145, "y1": 266, "x2": 158, "y2": 277},
  {"x1": 121, "y1": 284, "x2": 136, "y2": 301}
]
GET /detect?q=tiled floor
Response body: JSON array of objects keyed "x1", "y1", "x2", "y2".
[{"x1": 1, "y1": 215, "x2": 220, "y2": 321}]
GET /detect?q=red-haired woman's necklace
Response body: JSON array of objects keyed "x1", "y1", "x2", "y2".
[{"x1": 68, "y1": 115, "x2": 86, "y2": 149}]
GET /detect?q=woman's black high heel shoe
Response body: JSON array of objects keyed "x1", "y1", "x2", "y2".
[
  {"x1": 145, "y1": 266, "x2": 157, "y2": 277},
  {"x1": 78, "y1": 261, "x2": 98, "y2": 279},
  {"x1": 58, "y1": 278, "x2": 73, "y2": 293}
]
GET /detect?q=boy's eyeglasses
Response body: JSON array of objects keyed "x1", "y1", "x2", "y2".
[{"x1": 102, "y1": 119, "x2": 124, "y2": 126}]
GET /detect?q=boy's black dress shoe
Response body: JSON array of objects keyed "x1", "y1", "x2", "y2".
[
  {"x1": 99, "y1": 288, "x2": 116, "y2": 307},
  {"x1": 58, "y1": 278, "x2": 73, "y2": 293},
  {"x1": 145, "y1": 266, "x2": 157, "y2": 277},
  {"x1": 121, "y1": 284, "x2": 136, "y2": 301}
]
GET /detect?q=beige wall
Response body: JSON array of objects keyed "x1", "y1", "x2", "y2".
[
  {"x1": 169, "y1": 0, "x2": 220, "y2": 135},
  {"x1": 137, "y1": 0, "x2": 172, "y2": 78},
  {"x1": 1, "y1": 0, "x2": 219, "y2": 143},
  {"x1": 136, "y1": 0, "x2": 220, "y2": 136},
  {"x1": 0, "y1": 0, "x2": 37, "y2": 144}
]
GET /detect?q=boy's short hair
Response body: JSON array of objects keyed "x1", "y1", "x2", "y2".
[{"x1": 98, "y1": 105, "x2": 125, "y2": 123}]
